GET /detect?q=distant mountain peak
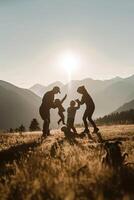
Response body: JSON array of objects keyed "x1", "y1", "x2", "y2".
[
  {"x1": 48, "y1": 81, "x2": 64, "y2": 87},
  {"x1": 30, "y1": 83, "x2": 45, "y2": 90},
  {"x1": 114, "y1": 76, "x2": 122, "y2": 80}
]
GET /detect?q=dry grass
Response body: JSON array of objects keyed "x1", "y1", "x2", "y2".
[
  {"x1": 0, "y1": 125, "x2": 134, "y2": 200},
  {"x1": 0, "y1": 132, "x2": 41, "y2": 151}
]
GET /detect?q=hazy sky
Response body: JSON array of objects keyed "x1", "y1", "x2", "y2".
[{"x1": 0, "y1": 0, "x2": 134, "y2": 87}]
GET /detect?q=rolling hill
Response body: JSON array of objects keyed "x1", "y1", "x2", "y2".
[
  {"x1": 0, "y1": 80, "x2": 42, "y2": 130},
  {"x1": 30, "y1": 77, "x2": 122, "y2": 98},
  {"x1": 95, "y1": 76, "x2": 134, "y2": 116},
  {"x1": 115, "y1": 99, "x2": 134, "y2": 113}
]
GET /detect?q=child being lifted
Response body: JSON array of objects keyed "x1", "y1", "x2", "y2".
[
  {"x1": 67, "y1": 100, "x2": 80, "y2": 133},
  {"x1": 55, "y1": 94, "x2": 67, "y2": 125}
]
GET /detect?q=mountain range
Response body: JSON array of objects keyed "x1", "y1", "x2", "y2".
[
  {"x1": 0, "y1": 75, "x2": 133, "y2": 130},
  {"x1": 0, "y1": 80, "x2": 42, "y2": 130},
  {"x1": 30, "y1": 75, "x2": 134, "y2": 122},
  {"x1": 115, "y1": 99, "x2": 134, "y2": 113}
]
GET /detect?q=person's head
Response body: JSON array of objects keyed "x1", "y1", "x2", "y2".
[
  {"x1": 70, "y1": 100, "x2": 76, "y2": 107},
  {"x1": 77, "y1": 86, "x2": 86, "y2": 94},
  {"x1": 52, "y1": 86, "x2": 61, "y2": 94},
  {"x1": 55, "y1": 99, "x2": 61, "y2": 106}
]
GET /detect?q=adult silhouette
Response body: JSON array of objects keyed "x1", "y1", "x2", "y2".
[
  {"x1": 77, "y1": 86, "x2": 99, "y2": 134},
  {"x1": 39, "y1": 86, "x2": 60, "y2": 137}
]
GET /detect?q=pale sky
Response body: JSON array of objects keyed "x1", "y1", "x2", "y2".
[{"x1": 0, "y1": 0, "x2": 134, "y2": 87}]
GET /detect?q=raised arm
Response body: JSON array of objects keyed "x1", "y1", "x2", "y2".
[{"x1": 61, "y1": 94, "x2": 67, "y2": 104}]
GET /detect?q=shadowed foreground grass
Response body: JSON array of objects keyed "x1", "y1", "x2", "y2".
[{"x1": 0, "y1": 125, "x2": 134, "y2": 200}]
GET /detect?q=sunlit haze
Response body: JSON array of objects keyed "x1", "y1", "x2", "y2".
[
  {"x1": 0, "y1": 1, "x2": 134, "y2": 87},
  {"x1": 58, "y1": 50, "x2": 81, "y2": 81}
]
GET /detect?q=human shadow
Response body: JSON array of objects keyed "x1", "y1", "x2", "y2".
[
  {"x1": 0, "y1": 140, "x2": 41, "y2": 181},
  {"x1": 61, "y1": 126, "x2": 86, "y2": 145},
  {"x1": 0, "y1": 140, "x2": 40, "y2": 164}
]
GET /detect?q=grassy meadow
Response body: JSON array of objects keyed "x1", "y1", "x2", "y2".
[{"x1": 0, "y1": 125, "x2": 134, "y2": 200}]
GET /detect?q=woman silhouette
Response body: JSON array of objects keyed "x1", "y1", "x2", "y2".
[{"x1": 77, "y1": 86, "x2": 99, "y2": 134}]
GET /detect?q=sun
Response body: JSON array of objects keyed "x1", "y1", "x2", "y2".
[{"x1": 58, "y1": 51, "x2": 80, "y2": 76}]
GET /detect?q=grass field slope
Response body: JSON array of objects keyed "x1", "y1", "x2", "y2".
[{"x1": 0, "y1": 125, "x2": 134, "y2": 200}]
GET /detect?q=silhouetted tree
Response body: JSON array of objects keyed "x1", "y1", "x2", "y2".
[
  {"x1": 18, "y1": 125, "x2": 26, "y2": 133},
  {"x1": 9, "y1": 128, "x2": 14, "y2": 133},
  {"x1": 29, "y1": 118, "x2": 40, "y2": 131},
  {"x1": 96, "y1": 109, "x2": 134, "y2": 125},
  {"x1": 15, "y1": 128, "x2": 19, "y2": 133}
]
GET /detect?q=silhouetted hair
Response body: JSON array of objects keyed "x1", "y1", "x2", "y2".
[
  {"x1": 53, "y1": 86, "x2": 61, "y2": 94},
  {"x1": 70, "y1": 100, "x2": 76, "y2": 107},
  {"x1": 77, "y1": 86, "x2": 86, "y2": 93},
  {"x1": 55, "y1": 99, "x2": 61, "y2": 106}
]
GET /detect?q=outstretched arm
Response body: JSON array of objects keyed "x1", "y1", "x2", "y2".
[
  {"x1": 75, "y1": 100, "x2": 80, "y2": 109},
  {"x1": 76, "y1": 96, "x2": 84, "y2": 105},
  {"x1": 61, "y1": 94, "x2": 67, "y2": 104}
]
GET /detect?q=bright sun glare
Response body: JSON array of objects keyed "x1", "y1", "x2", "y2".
[{"x1": 58, "y1": 51, "x2": 80, "y2": 78}]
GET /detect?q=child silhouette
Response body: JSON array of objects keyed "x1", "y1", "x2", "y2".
[
  {"x1": 55, "y1": 94, "x2": 67, "y2": 125},
  {"x1": 67, "y1": 100, "x2": 80, "y2": 133}
]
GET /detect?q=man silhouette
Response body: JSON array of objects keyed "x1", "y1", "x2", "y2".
[
  {"x1": 39, "y1": 86, "x2": 60, "y2": 137},
  {"x1": 77, "y1": 86, "x2": 99, "y2": 134}
]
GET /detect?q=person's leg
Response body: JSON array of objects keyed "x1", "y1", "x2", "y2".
[
  {"x1": 59, "y1": 112, "x2": 65, "y2": 125},
  {"x1": 69, "y1": 119, "x2": 77, "y2": 133},
  {"x1": 72, "y1": 126, "x2": 77, "y2": 134},
  {"x1": 87, "y1": 109, "x2": 99, "y2": 133},
  {"x1": 82, "y1": 110, "x2": 89, "y2": 133},
  {"x1": 46, "y1": 116, "x2": 50, "y2": 136},
  {"x1": 67, "y1": 120, "x2": 72, "y2": 132},
  {"x1": 42, "y1": 110, "x2": 50, "y2": 137},
  {"x1": 42, "y1": 119, "x2": 48, "y2": 137},
  {"x1": 88, "y1": 117, "x2": 98, "y2": 130},
  {"x1": 87, "y1": 111, "x2": 103, "y2": 141},
  {"x1": 89, "y1": 115, "x2": 102, "y2": 141},
  {"x1": 58, "y1": 118, "x2": 62, "y2": 125},
  {"x1": 71, "y1": 120, "x2": 77, "y2": 133},
  {"x1": 66, "y1": 124, "x2": 76, "y2": 143}
]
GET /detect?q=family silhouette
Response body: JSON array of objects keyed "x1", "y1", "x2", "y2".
[{"x1": 39, "y1": 85, "x2": 100, "y2": 140}]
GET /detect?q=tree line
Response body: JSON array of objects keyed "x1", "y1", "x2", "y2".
[
  {"x1": 6, "y1": 109, "x2": 134, "y2": 133},
  {"x1": 8, "y1": 118, "x2": 40, "y2": 133},
  {"x1": 96, "y1": 109, "x2": 134, "y2": 125}
]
